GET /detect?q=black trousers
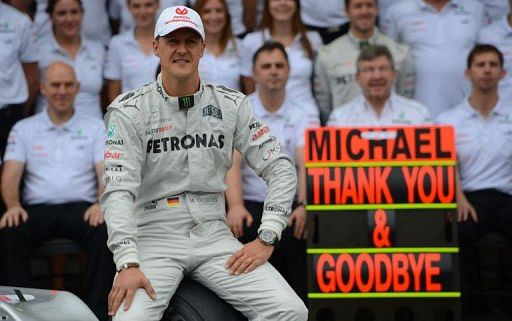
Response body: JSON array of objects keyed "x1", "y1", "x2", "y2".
[
  {"x1": 0, "y1": 104, "x2": 24, "y2": 160},
  {"x1": 237, "y1": 200, "x2": 307, "y2": 303},
  {"x1": 458, "y1": 189, "x2": 512, "y2": 311},
  {"x1": 0, "y1": 202, "x2": 115, "y2": 321}
]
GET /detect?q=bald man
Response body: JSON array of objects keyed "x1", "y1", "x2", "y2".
[{"x1": 0, "y1": 62, "x2": 115, "y2": 321}]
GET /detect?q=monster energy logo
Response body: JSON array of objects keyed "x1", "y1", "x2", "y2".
[
  {"x1": 107, "y1": 124, "x2": 116, "y2": 138},
  {"x1": 178, "y1": 96, "x2": 194, "y2": 109}
]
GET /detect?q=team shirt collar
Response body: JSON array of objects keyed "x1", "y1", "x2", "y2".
[
  {"x1": 262, "y1": 28, "x2": 302, "y2": 47},
  {"x1": 461, "y1": 96, "x2": 507, "y2": 118},
  {"x1": 48, "y1": 32, "x2": 92, "y2": 57},
  {"x1": 359, "y1": 93, "x2": 395, "y2": 117},
  {"x1": 347, "y1": 28, "x2": 381, "y2": 48},
  {"x1": 41, "y1": 108, "x2": 79, "y2": 131},
  {"x1": 251, "y1": 91, "x2": 290, "y2": 119},
  {"x1": 417, "y1": 0, "x2": 459, "y2": 11},
  {"x1": 155, "y1": 73, "x2": 204, "y2": 111}
]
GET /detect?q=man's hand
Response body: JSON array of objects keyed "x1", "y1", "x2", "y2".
[
  {"x1": 227, "y1": 205, "x2": 253, "y2": 238},
  {"x1": 83, "y1": 203, "x2": 104, "y2": 227},
  {"x1": 108, "y1": 267, "x2": 156, "y2": 316},
  {"x1": 226, "y1": 239, "x2": 274, "y2": 275},
  {"x1": 0, "y1": 206, "x2": 28, "y2": 229},
  {"x1": 456, "y1": 193, "x2": 478, "y2": 222},
  {"x1": 289, "y1": 206, "x2": 307, "y2": 239}
]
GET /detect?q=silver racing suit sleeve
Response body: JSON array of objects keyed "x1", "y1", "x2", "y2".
[
  {"x1": 233, "y1": 97, "x2": 297, "y2": 239},
  {"x1": 313, "y1": 53, "x2": 333, "y2": 125},
  {"x1": 100, "y1": 108, "x2": 144, "y2": 270}
]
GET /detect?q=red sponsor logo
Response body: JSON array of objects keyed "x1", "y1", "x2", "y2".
[
  {"x1": 176, "y1": 7, "x2": 188, "y2": 15},
  {"x1": 105, "y1": 150, "x2": 123, "y2": 159},
  {"x1": 251, "y1": 126, "x2": 270, "y2": 141}
]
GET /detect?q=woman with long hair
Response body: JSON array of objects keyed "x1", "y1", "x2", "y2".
[
  {"x1": 105, "y1": 0, "x2": 160, "y2": 103},
  {"x1": 195, "y1": 0, "x2": 242, "y2": 90},
  {"x1": 240, "y1": 0, "x2": 322, "y2": 104},
  {"x1": 36, "y1": 0, "x2": 105, "y2": 118}
]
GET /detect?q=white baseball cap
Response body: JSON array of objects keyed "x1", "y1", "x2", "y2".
[{"x1": 154, "y1": 6, "x2": 205, "y2": 41}]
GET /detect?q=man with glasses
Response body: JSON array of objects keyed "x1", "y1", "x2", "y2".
[{"x1": 328, "y1": 45, "x2": 430, "y2": 126}]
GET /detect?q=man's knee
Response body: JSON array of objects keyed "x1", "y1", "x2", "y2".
[
  {"x1": 275, "y1": 294, "x2": 308, "y2": 321},
  {"x1": 0, "y1": 224, "x2": 26, "y2": 244}
]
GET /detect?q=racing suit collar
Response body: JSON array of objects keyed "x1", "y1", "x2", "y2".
[
  {"x1": 155, "y1": 73, "x2": 204, "y2": 111},
  {"x1": 347, "y1": 28, "x2": 381, "y2": 48}
]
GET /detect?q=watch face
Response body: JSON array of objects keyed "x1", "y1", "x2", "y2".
[{"x1": 260, "y1": 230, "x2": 276, "y2": 244}]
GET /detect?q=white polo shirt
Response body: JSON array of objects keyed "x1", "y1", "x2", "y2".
[
  {"x1": 478, "y1": 15, "x2": 512, "y2": 98},
  {"x1": 241, "y1": 92, "x2": 320, "y2": 202},
  {"x1": 105, "y1": 29, "x2": 160, "y2": 93},
  {"x1": 225, "y1": 0, "x2": 245, "y2": 36},
  {"x1": 327, "y1": 94, "x2": 431, "y2": 126},
  {"x1": 109, "y1": 0, "x2": 187, "y2": 33},
  {"x1": 436, "y1": 98, "x2": 512, "y2": 195},
  {"x1": 382, "y1": 0, "x2": 485, "y2": 116},
  {"x1": 482, "y1": 0, "x2": 510, "y2": 23},
  {"x1": 34, "y1": 0, "x2": 111, "y2": 46},
  {"x1": 299, "y1": 0, "x2": 347, "y2": 28},
  {"x1": 4, "y1": 110, "x2": 105, "y2": 205},
  {"x1": 0, "y1": 3, "x2": 38, "y2": 107},
  {"x1": 33, "y1": 0, "x2": 51, "y2": 40},
  {"x1": 378, "y1": 0, "x2": 398, "y2": 18},
  {"x1": 199, "y1": 38, "x2": 241, "y2": 90},
  {"x1": 36, "y1": 34, "x2": 105, "y2": 119},
  {"x1": 241, "y1": 29, "x2": 323, "y2": 109}
]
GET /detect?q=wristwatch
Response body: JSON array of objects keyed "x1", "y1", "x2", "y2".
[
  {"x1": 117, "y1": 262, "x2": 140, "y2": 272},
  {"x1": 258, "y1": 229, "x2": 278, "y2": 246},
  {"x1": 296, "y1": 200, "x2": 307, "y2": 207}
]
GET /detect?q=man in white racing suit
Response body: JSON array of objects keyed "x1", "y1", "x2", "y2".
[{"x1": 100, "y1": 5, "x2": 307, "y2": 321}]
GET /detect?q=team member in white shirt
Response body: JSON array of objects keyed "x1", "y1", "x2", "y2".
[
  {"x1": 110, "y1": 0, "x2": 187, "y2": 33},
  {"x1": 299, "y1": 0, "x2": 348, "y2": 44},
  {"x1": 105, "y1": 0, "x2": 160, "y2": 103},
  {"x1": 436, "y1": 44, "x2": 512, "y2": 316},
  {"x1": 478, "y1": 0, "x2": 512, "y2": 98},
  {"x1": 0, "y1": 2, "x2": 39, "y2": 160},
  {"x1": 382, "y1": 0, "x2": 485, "y2": 116},
  {"x1": 241, "y1": 0, "x2": 322, "y2": 114},
  {"x1": 36, "y1": 0, "x2": 106, "y2": 119},
  {"x1": 34, "y1": 0, "x2": 111, "y2": 45},
  {"x1": 482, "y1": 0, "x2": 510, "y2": 23},
  {"x1": 328, "y1": 45, "x2": 430, "y2": 126},
  {"x1": 0, "y1": 62, "x2": 115, "y2": 321},
  {"x1": 189, "y1": 0, "x2": 252, "y2": 36},
  {"x1": 226, "y1": 41, "x2": 319, "y2": 302},
  {"x1": 196, "y1": 0, "x2": 242, "y2": 90},
  {"x1": 314, "y1": 0, "x2": 415, "y2": 124}
]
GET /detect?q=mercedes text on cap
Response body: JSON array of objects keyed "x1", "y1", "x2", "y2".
[{"x1": 154, "y1": 6, "x2": 206, "y2": 41}]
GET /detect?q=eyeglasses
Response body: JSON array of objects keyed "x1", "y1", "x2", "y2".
[{"x1": 358, "y1": 65, "x2": 393, "y2": 74}]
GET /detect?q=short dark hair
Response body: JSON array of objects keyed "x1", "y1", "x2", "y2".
[
  {"x1": 345, "y1": 0, "x2": 378, "y2": 8},
  {"x1": 356, "y1": 45, "x2": 395, "y2": 73},
  {"x1": 46, "y1": 0, "x2": 83, "y2": 16},
  {"x1": 252, "y1": 41, "x2": 289, "y2": 68},
  {"x1": 467, "y1": 44, "x2": 504, "y2": 68}
]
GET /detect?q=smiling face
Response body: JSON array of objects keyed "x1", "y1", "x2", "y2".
[
  {"x1": 41, "y1": 62, "x2": 80, "y2": 115},
  {"x1": 200, "y1": 0, "x2": 228, "y2": 37},
  {"x1": 267, "y1": 0, "x2": 297, "y2": 24},
  {"x1": 356, "y1": 55, "x2": 396, "y2": 101},
  {"x1": 153, "y1": 28, "x2": 205, "y2": 82},
  {"x1": 128, "y1": 0, "x2": 159, "y2": 29},
  {"x1": 346, "y1": 0, "x2": 377, "y2": 35},
  {"x1": 50, "y1": 0, "x2": 83, "y2": 38}
]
